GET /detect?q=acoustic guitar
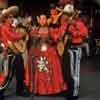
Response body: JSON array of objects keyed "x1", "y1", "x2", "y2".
[
  {"x1": 57, "y1": 34, "x2": 69, "y2": 56},
  {"x1": 7, "y1": 27, "x2": 28, "y2": 53}
]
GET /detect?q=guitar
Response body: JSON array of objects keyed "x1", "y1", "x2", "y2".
[
  {"x1": 57, "y1": 34, "x2": 69, "y2": 56},
  {"x1": 57, "y1": 40, "x2": 65, "y2": 56},
  {"x1": 13, "y1": 36, "x2": 28, "y2": 53},
  {"x1": 7, "y1": 27, "x2": 28, "y2": 53}
]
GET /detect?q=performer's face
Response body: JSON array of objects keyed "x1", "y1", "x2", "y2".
[
  {"x1": 50, "y1": 9, "x2": 57, "y2": 16},
  {"x1": 39, "y1": 15, "x2": 47, "y2": 26},
  {"x1": 60, "y1": 14, "x2": 69, "y2": 24},
  {"x1": 6, "y1": 15, "x2": 14, "y2": 25},
  {"x1": 27, "y1": 16, "x2": 32, "y2": 22}
]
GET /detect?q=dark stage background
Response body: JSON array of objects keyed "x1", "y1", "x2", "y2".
[{"x1": 8, "y1": 0, "x2": 54, "y2": 16}]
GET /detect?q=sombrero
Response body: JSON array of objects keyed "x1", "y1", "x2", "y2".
[
  {"x1": 56, "y1": 4, "x2": 74, "y2": 14},
  {"x1": 63, "y1": 4, "x2": 74, "y2": 13},
  {"x1": 0, "y1": 6, "x2": 19, "y2": 21}
]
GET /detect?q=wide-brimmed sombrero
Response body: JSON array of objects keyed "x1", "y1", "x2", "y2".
[
  {"x1": 0, "y1": 6, "x2": 19, "y2": 21},
  {"x1": 56, "y1": 4, "x2": 74, "y2": 14}
]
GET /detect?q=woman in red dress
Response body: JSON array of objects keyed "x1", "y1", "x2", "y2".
[{"x1": 25, "y1": 14, "x2": 68, "y2": 95}]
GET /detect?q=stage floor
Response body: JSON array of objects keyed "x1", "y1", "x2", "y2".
[{"x1": 3, "y1": 55, "x2": 100, "y2": 100}]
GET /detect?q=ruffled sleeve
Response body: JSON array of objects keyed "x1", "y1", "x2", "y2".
[{"x1": 1, "y1": 26, "x2": 22, "y2": 42}]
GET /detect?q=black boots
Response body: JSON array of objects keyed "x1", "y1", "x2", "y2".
[{"x1": 16, "y1": 85, "x2": 30, "y2": 97}]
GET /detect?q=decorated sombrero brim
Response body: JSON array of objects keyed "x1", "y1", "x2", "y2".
[
  {"x1": 0, "y1": 6, "x2": 19, "y2": 21},
  {"x1": 56, "y1": 4, "x2": 74, "y2": 14}
]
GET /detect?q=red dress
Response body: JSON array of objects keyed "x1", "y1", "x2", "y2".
[{"x1": 25, "y1": 27, "x2": 68, "y2": 95}]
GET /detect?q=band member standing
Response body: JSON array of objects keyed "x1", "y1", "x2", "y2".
[
  {"x1": 0, "y1": 6, "x2": 29, "y2": 96},
  {"x1": 59, "y1": 4, "x2": 88, "y2": 100},
  {"x1": 47, "y1": 4, "x2": 62, "y2": 26},
  {"x1": 25, "y1": 14, "x2": 68, "y2": 95}
]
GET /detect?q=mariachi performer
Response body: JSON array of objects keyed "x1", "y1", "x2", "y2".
[
  {"x1": 47, "y1": 4, "x2": 65, "y2": 57},
  {"x1": 47, "y1": 3, "x2": 62, "y2": 26},
  {"x1": 58, "y1": 4, "x2": 88, "y2": 100},
  {"x1": 0, "y1": 6, "x2": 29, "y2": 97},
  {"x1": 25, "y1": 14, "x2": 68, "y2": 95}
]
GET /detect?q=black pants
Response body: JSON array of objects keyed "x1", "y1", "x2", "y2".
[
  {"x1": 9, "y1": 53, "x2": 25, "y2": 93},
  {"x1": 62, "y1": 48, "x2": 74, "y2": 99}
]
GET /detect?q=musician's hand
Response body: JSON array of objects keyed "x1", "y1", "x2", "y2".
[
  {"x1": 47, "y1": 18, "x2": 52, "y2": 25},
  {"x1": 1, "y1": 43, "x2": 5, "y2": 48},
  {"x1": 7, "y1": 40, "x2": 12, "y2": 45}
]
